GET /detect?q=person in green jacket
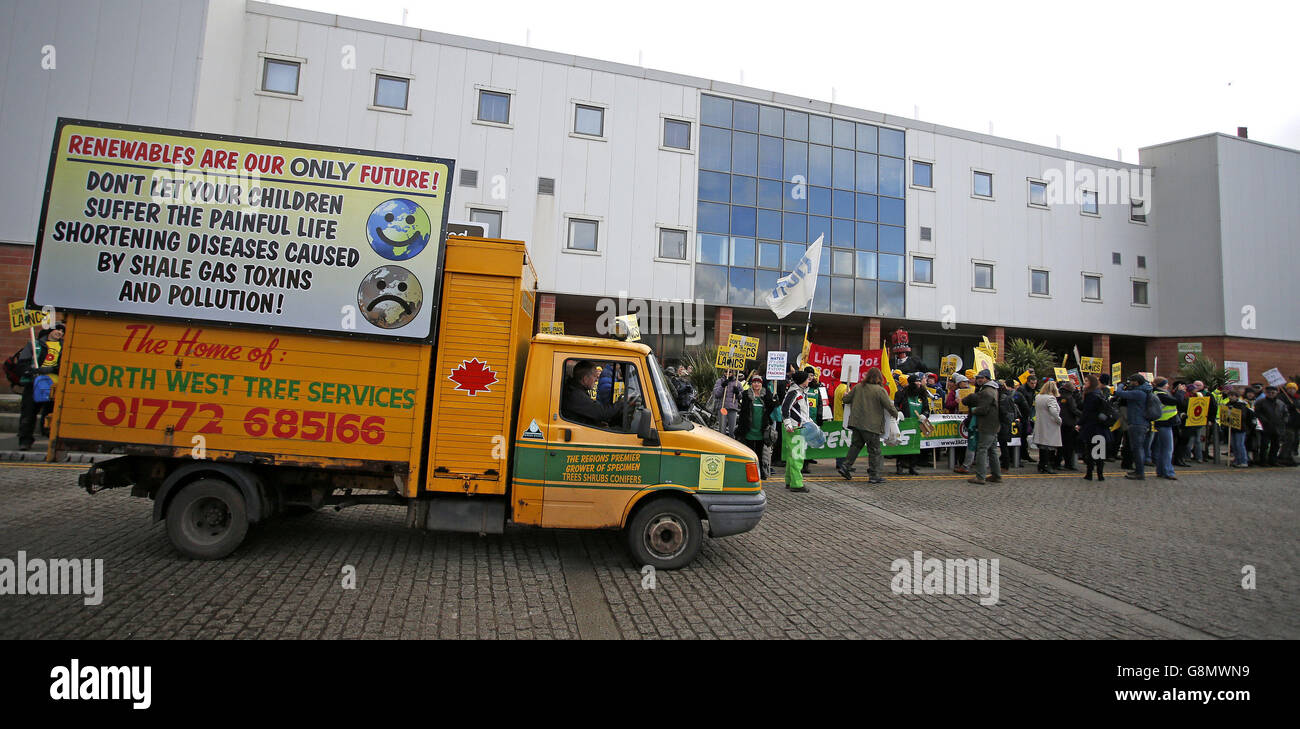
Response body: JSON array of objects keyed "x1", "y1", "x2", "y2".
[{"x1": 838, "y1": 367, "x2": 900, "y2": 483}]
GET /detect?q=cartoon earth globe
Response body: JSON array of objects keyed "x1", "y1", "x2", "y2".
[
  {"x1": 366, "y1": 198, "x2": 432, "y2": 260},
  {"x1": 357, "y1": 265, "x2": 424, "y2": 329}
]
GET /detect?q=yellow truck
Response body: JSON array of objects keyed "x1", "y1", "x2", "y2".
[{"x1": 29, "y1": 119, "x2": 763, "y2": 568}]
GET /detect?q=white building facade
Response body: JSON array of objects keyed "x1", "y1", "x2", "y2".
[{"x1": 2, "y1": 0, "x2": 1296, "y2": 375}]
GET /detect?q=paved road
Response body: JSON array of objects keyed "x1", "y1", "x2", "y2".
[{"x1": 0, "y1": 461, "x2": 1295, "y2": 639}]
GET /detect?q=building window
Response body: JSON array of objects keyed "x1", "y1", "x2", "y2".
[
  {"x1": 974, "y1": 262, "x2": 994, "y2": 290},
  {"x1": 913, "y1": 256, "x2": 933, "y2": 284},
  {"x1": 912, "y1": 160, "x2": 932, "y2": 188},
  {"x1": 567, "y1": 218, "x2": 599, "y2": 252},
  {"x1": 469, "y1": 209, "x2": 502, "y2": 238},
  {"x1": 663, "y1": 118, "x2": 691, "y2": 150},
  {"x1": 1083, "y1": 274, "x2": 1101, "y2": 301},
  {"x1": 659, "y1": 228, "x2": 687, "y2": 260},
  {"x1": 1132, "y1": 280, "x2": 1149, "y2": 306},
  {"x1": 1081, "y1": 190, "x2": 1099, "y2": 215},
  {"x1": 477, "y1": 90, "x2": 511, "y2": 124},
  {"x1": 372, "y1": 75, "x2": 409, "y2": 110},
  {"x1": 261, "y1": 58, "x2": 300, "y2": 95},
  {"x1": 973, "y1": 171, "x2": 993, "y2": 198},
  {"x1": 1137, "y1": 255, "x2": 1146, "y2": 269},
  {"x1": 1031, "y1": 269, "x2": 1050, "y2": 296},
  {"x1": 1131, "y1": 198, "x2": 1147, "y2": 223},
  {"x1": 574, "y1": 104, "x2": 604, "y2": 137},
  {"x1": 1112, "y1": 252, "x2": 1122, "y2": 265},
  {"x1": 1028, "y1": 179, "x2": 1048, "y2": 208}
]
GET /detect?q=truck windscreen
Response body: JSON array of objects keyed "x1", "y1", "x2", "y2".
[{"x1": 646, "y1": 354, "x2": 685, "y2": 428}]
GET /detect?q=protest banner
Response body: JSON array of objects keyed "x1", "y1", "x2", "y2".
[
  {"x1": 1053, "y1": 367, "x2": 1069, "y2": 383},
  {"x1": 1080, "y1": 356, "x2": 1103, "y2": 374},
  {"x1": 1017, "y1": 370, "x2": 1032, "y2": 385},
  {"x1": 8, "y1": 301, "x2": 52, "y2": 332},
  {"x1": 939, "y1": 354, "x2": 961, "y2": 378},
  {"x1": 1262, "y1": 368, "x2": 1286, "y2": 388},
  {"x1": 1225, "y1": 408, "x2": 1242, "y2": 430},
  {"x1": 806, "y1": 342, "x2": 890, "y2": 396},
  {"x1": 782, "y1": 414, "x2": 1018, "y2": 460},
  {"x1": 715, "y1": 345, "x2": 745, "y2": 371},
  {"x1": 615, "y1": 314, "x2": 640, "y2": 341},
  {"x1": 1111, "y1": 362, "x2": 1122, "y2": 384},
  {"x1": 1067, "y1": 369, "x2": 1081, "y2": 388},
  {"x1": 28, "y1": 119, "x2": 454, "y2": 343},
  {"x1": 765, "y1": 351, "x2": 788, "y2": 380},
  {"x1": 972, "y1": 348, "x2": 995, "y2": 377},
  {"x1": 538, "y1": 321, "x2": 564, "y2": 334},
  {"x1": 1186, "y1": 396, "x2": 1210, "y2": 427},
  {"x1": 1224, "y1": 361, "x2": 1248, "y2": 386}
]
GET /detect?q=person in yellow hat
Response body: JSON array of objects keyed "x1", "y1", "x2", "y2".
[
  {"x1": 964, "y1": 369, "x2": 976, "y2": 379},
  {"x1": 1280, "y1": 381, "x2": 1300, "y2": 466}
]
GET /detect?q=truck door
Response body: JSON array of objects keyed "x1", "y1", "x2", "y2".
[{"x1": 543, "y1": 356, "x2": 660, "y2": 528}]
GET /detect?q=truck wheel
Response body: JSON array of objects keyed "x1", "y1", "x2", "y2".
[
  {"x1": 625, "y1": 497, "x2": 702, "y2": 570},
  {"x1": 166, "y1": 478, "x2": 249, "y2": 560}
]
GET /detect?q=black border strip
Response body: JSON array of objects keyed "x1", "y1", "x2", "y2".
[{"x1": 26, "y1": 117, "x2": 456, "y2": 347}]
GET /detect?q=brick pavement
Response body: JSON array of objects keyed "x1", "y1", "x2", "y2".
[{"x1": 0, "y1": 461, "x2": 1295, "y2": 639}]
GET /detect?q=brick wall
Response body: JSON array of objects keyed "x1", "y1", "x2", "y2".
[
  {"x1": 1145, "y1": 336, "x2": 1300, "y2": 384},
  {"x1": 0, "y1": 243, "x2": 35, "y2": 355}
]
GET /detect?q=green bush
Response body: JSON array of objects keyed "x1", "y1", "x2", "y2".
[{"x1": 994, "y1": 338, "x2": 1060, "y2": 382}]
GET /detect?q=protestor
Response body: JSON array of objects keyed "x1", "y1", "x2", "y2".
[
  {"x1": 1224, "y1": 389, "x2": 1255, "y2": 467},
  {"x1": 737, "y1": 374, "x2": 778, "y2": 479},
  {"x1": 1077, "y1": 374, "x2": 1111, "y2": 481},
  {"x1": 1057, "y1": 380, "x2": 1082, "y2": 471},
  {"x1": 15, "y1": 323, "x2": 64, "y2": 451},
  {"x1": 1032, "y1": 379, "x2": 1063, "y2": 474},
  {"x1": 1115, "y1": 374, "x2": 1155, "y2": 480},
  {"x1": 963, "y1": 370, "x2": 1002, "y2": 485},
  {"x1": 1254, "y1": 386, "x2": 1289, "y2": 467},
  {"x1": 1280, "y1": 383, "x2": 1300, "y2": 466},
  {"x1": 893, "y1": 373, "x2": 930, "y2": 475},
  {"x1": 999, "y1": 379, "x2": 1019, "y2": 470},
  {"x1": 1170, "y1": 380, "x2": 1191, "y2": 467},
  {"x1": 1151, "y1": 378, "x2": 1180, "y2": 480},
  {"x1": 1016, "y1": 374, "x2": 1039, "y2": 462},
  {"x1": 839, "y1": 367, "x2": 899, "y2": 484},
  {"x1": 946, "y1": 373, "x2": 973, "y2": 474},
  {"x1": 780, "y1": 371, "x2": 813, "y2": 492},
  {"x1": 1180, "y1": 380, "x2": 1210, "y2": 463},
  {"x1": 712, "y1": 370, "x2": 743, "y2": 438}
]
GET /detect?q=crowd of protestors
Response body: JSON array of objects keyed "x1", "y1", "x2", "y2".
[{"x1": 665, "y1": 356, "x2": 1300, "y2": 489}]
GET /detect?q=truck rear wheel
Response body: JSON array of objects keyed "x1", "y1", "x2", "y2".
[
  {"x1": 625, "y1": 497, "x2": 702, "y2": 570},
  {"x1": 166, "y1": 478, "x2": 249, "y2": 560}
]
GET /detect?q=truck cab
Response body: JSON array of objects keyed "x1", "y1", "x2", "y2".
[{"x1": 509, "y1": 335, "x2": 766, "y2": 568}]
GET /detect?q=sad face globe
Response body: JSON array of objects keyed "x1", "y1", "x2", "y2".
[
  {"x1": 357, "y1": 265, "x2": 423, "y2": 329},
  {"x1": 366, "y1": 198, "x2": 432, "y2": 260}
]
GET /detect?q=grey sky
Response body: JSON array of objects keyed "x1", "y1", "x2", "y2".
[{"x1": 283, "y1": 0, "x2": 1300, "y2": 161}]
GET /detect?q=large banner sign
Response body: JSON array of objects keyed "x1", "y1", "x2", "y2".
[
  {"x1": 807, "y1": 343, "x2": 889, "y2": 394},
  {"x1": 781, "y1": 414, "x2": 1020, "y2": 460},
  {"x1": 28, "y1": 119, "x2": 454, "y2": 342}
]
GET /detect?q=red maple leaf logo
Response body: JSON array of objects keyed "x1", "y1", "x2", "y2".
[{"x1": 448, "y1": 358, "x2": 498, "y2": 396}]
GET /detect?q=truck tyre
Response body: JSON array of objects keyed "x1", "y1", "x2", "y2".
[
  {"x1": 625, "y1": 497, "x2": 702, "y2": 570},
  {"x1": 166, "y1": 478, "x2": 250, "y2": 560}
]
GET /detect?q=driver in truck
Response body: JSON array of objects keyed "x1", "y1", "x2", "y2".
[{"x1": 563, "y1": 360, "x2": 635, "y2": 428}]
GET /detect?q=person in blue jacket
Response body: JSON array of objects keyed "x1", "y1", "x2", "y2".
[{"x1": 1114, "y1": 374, "x2": 1155, "y2": 480}]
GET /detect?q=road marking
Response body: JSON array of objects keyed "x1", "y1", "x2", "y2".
[
  {"x1": 811, "y1": 482, "x2": 1218, "y2": 640},
  {"x1": 556, "y1": 532, "x2": 621, "y2": 640}
]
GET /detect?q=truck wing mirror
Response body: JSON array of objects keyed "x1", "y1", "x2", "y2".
[{"x1": 633, "y1": 406, "x2": 658, "y2": 445}]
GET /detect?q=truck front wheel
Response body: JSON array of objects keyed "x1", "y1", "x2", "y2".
[
  {"x1": 625, "y1": 497, "x2": 702, "y2": 570},
  {"x1": 166, "y1": 478, "x2": 250, "y2": 560}
]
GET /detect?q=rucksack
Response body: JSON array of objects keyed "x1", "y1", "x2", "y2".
[
  {"x1": 3, "y1": 348, "x2": 26, "y2": 388},
  {"x1": 999, "y1": 392, "x2": 1017, "y2": 427},
  {"x1": 1144, "y1": 391, "x2": 1163, "y2": 421},
  {"x1": 32, "y1": 374, "x2": 53, "y2": 403}
]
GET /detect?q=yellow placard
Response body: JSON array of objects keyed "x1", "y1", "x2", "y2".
[
  {"x1": 1017, "y1": 370, "x2": 1032, "y2": 386},
  {"x1": 1225, "y1": 408, "x2": 1242, "y2": 430},
  {"x1": 9, "y1": 301, "x2": 52, "y2": 332},
  {"x1": 539, "y1": 321, "x2": 565, "y2": 334},
  {"x1": 698, "y1": 453, "x2": 725, "y2": 491},
  {"x1": 1111, "y1": 362, "x2": 1122, "y2": 384},
  {"x1": 714, "y1": 346, "x2": 745, "y2": 371},
  {"x1": 939, "y1": 355, "x2": 959, "y2": 378},
  {"x1": 1080, "y1": 356, "x2": 1103, "y2": 374},
  {"x1": 1053, "y1": 367, "x2": 1069, "y2": 382},
  {"x1": 972, "y1": 348, "x2": 995, "y2": 377},
  {"x1": 1186, "y1": 396, "x2": 1209, "y2": 427}
]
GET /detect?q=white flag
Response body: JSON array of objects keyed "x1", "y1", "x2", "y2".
[{"x1": 763, "y1": 235, "x2": 824, "y2": 319}]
